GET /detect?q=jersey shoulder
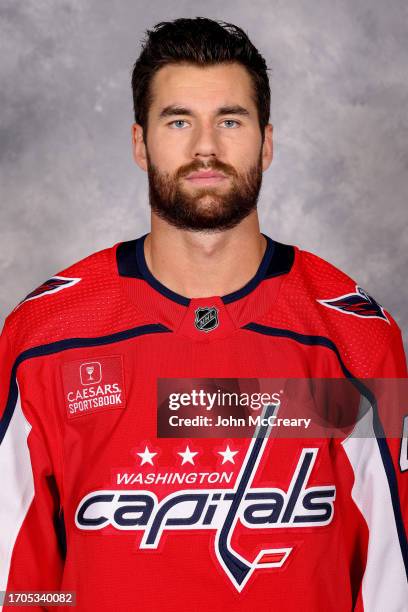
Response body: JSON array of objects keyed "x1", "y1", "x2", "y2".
[
  {"x1": 3, "y1": 242, "x2": 147, "y2": 356},
  {"x1": 298, "y1": 246, "x2": 393, "y2": 322},
  {"x1": 267, "y1": 244, "x2": 404, "y2": 376}
]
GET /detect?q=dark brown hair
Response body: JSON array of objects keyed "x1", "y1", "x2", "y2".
[{"x1": 131, "y1": 17, "x2": 271, "y2": 141}]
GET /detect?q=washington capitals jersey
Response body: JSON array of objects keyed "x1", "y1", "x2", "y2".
[{"x1": 1, "y1": 232, "x2": 407, "y2": 611}]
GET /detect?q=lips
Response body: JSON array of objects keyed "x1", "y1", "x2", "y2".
[{"x1": 186, "y1": 170, "x2": 226, "y2": 179}]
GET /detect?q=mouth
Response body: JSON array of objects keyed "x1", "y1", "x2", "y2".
[{"x1": 184, "y1": 171, "x2": 228, "y2": 185}]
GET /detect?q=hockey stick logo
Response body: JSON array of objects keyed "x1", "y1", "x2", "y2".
[{"x1": 215, "y1": 402, "x2": 292, "y2": 590}]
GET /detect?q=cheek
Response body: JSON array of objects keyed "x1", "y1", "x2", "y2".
[
  {"x1": 148, "y1": 148, "x2": 180, "y2": 175},
  {"x1": 225, "y1": 130, "x2": 262, "y2": 160},
  {"x1": 147, "y1": 132, "x2": 189, "y2": 173},
  {"x1": 230, "y1": 147, "x2": 261, "y2": 173}
]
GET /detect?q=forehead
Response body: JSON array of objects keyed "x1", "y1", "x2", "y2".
[{"x1": 149, "y1": 62, "x2": 256, "y2": 114}]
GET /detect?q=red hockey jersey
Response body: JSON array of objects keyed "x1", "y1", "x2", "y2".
[{"x1": 0, "y1": 232, "x2": 407, "y2": 611}]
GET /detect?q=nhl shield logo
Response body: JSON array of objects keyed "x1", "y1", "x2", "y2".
[{"x1": 194, "y1": 306, "x2": 219, "y2": 332}]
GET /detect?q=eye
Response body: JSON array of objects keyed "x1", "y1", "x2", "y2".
[
  {"x1": 168, "y1": 120, "x2": 189, "y2": 129},
  {"x1": 222, "y1": 119, "x2": 240, "y2": 128}
]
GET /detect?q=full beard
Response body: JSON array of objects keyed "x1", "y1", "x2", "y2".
[{"x1": 146, "y1": 151, "x2": 263, "y2": 233}]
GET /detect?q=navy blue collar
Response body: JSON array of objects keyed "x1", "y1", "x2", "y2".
[{"x1": 116, "y1": 233, "x2": 294, "y2": 306}]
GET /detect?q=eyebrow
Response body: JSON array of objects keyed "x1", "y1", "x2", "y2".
[{"x1": 158, "y1": 104, "x2": 251, "y2": 119}]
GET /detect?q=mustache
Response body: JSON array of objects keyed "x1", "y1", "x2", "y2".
[{"x1": 178, "y1": 160, "x2": 237, "y2": 179}]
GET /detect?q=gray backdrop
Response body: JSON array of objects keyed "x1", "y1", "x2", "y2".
[{"x1": 1, "y1": 1, "x2": 407, "y2": 350}]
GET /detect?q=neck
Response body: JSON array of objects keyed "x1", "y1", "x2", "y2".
[{"x1": 143, "y1": 213, "x2": 266, "y2": 299}]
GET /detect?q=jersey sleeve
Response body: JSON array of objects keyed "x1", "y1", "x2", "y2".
[
  {"x1": 0, "y1": 320, "x2": 65, "y2": 606},
  {"x1": 343, "y1": 323, "x2": 408, "y2": 611}
]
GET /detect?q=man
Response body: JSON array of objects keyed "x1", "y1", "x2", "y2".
[{"x1": 0, "y1": 17, "x2": 407, "y2": 611}]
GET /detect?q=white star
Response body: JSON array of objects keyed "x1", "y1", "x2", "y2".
[
  {"x1": 137, "y1": 446, "x2": 157, "y2": 466},
  {"x1": 218, "y1": 445, "x2": 239, "y2": 464},
  {"x1": 178, "y1": 445, "x2": 198, "y2": 465}
]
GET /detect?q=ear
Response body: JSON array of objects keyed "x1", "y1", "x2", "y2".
[
  {"x1": 131, "y1": 123, "x2": 148, "y2": 172},
  {"x1": 261, "y1": 123, "x2": 273, "y2": 171}
]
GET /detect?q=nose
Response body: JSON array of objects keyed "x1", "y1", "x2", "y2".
[{"x1": 191, "y1": 123, "x2": 221, "y2": 160}]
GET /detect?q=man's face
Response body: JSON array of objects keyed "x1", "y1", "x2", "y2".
[{"x1": 133, "y1": 62, "x2": 273, "y2": 232}]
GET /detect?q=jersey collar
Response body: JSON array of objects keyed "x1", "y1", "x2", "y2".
[{"x1": 116, "y1": 232, "x2": 294, "y2": 306}]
